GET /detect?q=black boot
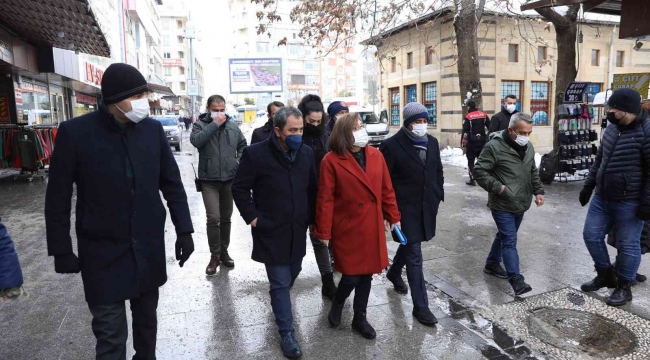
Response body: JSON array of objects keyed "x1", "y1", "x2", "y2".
[
  {"x1": 413, "y1": 307, "x2": 438, "y2": 326},
  {"x1": 637, "y1": 273, "x2": 647, "y2": 283},
  {"x1": 607, "y1": 280, "x2": 633, "y2": 307},
  {"x1": 321, "y1": 273, "x2": 338, "y2": 300},
  {"x1": 581, "y1": 267, "x2": 617, "y2": 292},
  {"x1": 509, "y1": 275, "x2": 532, "y2": 296},
  {"x1": 386, "y1": 270, "x2": 408, "y2": 295},
  {"x1": 466, "y1": 179, "x2": 476, "y2": 186},
  {"x1": 351, "y1": 313, "x2": 376, "y2": 339},
  {"x1": 328, "y1": 299, "x2": 345, "y2": 328}
]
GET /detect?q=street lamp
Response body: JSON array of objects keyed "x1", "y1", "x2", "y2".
[{"x1": 185, "y1": 19, "x2": 197, "y2": 121}]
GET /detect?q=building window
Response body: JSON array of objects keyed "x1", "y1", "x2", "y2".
[
  {"x1": 389, "y1": 88, "x2": 400, "y2": 126},
  {"x1": 390, "y1": 57, "x2": 396, "y2": 73},
  {"x1": 306, "y1": 75, "x2": 318, "y2": 85},
  {"x1": 501, "y1": 81, "x2": 522, "y2": 111},
  {"x1": 616, "y1": 51, "x2": 625, "y2": 67},
  {"x1": 538, "y1": 46, "x2": 547, "y2": 62},
  {"x1": 162, "y1": 35, "x2": 170, "y2": 46},
  {"x1": 592, "y1": 49, "x2": 600, "y2": 66},
  {"x1": 162, "y1": 19, "x2": 170, "y2": 30},
  {"x1": 422, "y1": 82, "x2": 437, "y2": 127},
  {"x1": 256, "y1": 42, "x2": 269, "y2": 53},
  {"x1": 305, "y1": 61, "x2": 318, "y2": 70},
  {"x1": 180, "y1": 82, "x2": 186, "y2": 91},
  {"x1": 586, "y1": 83, "x2": 603, "y2": 123},
  {"x1": 177, "y1": 20, "x2": 183, "y2": 29},
  {"x1": 179, "y1": 67, "x2": 185, "y2": 75},
  {"x1": 178, "y1": 51, "x2": 184, "y2": 59},
  {"x1": 530, "y1": 82, "x2": 550, "y2": 126},
  {"x1": 291, "y1": 74, "x2": 306, "y2": 85},
  {"x1": 425, "y1": 47, "x2": 434, "y2": 65},
  {"x1": 288, "y1": 44, "x2": 300, "y2": 55},
  {"x1": 407, "y1": 52, "x2": 413, "y2": 69},
  {"x1": 164, "y1": 67, "x2": 172, "y2": 76},
  {"x1": 405, "y1": 85, "x2": 417, "y2": 104},
  {"x1": 177, "y1": 36, "x2": 184, "y2": 44},
  {"x1": 163, "y1": 52, "x2": 171, "y2": 59},
  {"x1": 509, "y1": 44, "x2": 519, "y2": 62}
]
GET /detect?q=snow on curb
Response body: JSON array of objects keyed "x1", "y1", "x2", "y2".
[{"x1": 440, "y1": 146, "x2": 543, "y2": 169}]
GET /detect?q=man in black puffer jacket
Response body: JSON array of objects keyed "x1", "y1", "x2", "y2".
[{"x1": 579, "y1": 88, "x2": 650, "y2": 307}]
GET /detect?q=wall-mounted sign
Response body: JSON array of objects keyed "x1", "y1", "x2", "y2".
[
  {"x1": 76, "y1": 93, "x2": 97, "y2": 105},
  {"x1": 612, "y1": 73, "x2": 650, "y2": 100},
  {"x1": 84, "y1": 62, "x2": 104, "y2": 86},
  {"x1": 21, "y1": 82, "x2": 48, "y2": 94},
  {"x1": 163, "y1": 59, "x2": 183, "y2": 67},
  {"x1": 0, "y1": 94, "x2": 10, "y2": 124}
]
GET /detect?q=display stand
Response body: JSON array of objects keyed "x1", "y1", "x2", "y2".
[
  {"x1": 0, "y1": 123, "x2": 53, "y2": 182},
  {"x1": 554, "y1": 82, "x2": 599, "y2": 183}
]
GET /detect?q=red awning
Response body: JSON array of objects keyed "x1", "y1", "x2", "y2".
[{"x1": 0, "y1": 0, "x2": 110, "y2": 57}]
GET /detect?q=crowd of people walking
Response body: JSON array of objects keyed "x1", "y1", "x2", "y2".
[{"x1": 0, "y1": 62, "x2": 643, "y2": 360}]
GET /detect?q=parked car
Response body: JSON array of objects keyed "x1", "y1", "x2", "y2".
[
  {"x1": 350, "y1": 106, "x2": 390, "y2": 147},
  {"x1": 153, "y1": 115, "x2": 182, "y2": 152}
]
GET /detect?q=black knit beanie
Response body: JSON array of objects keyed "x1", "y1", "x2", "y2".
[
  {"x1": 607, "y1": 88, "x2": 641, "y2": 114},
  {"x1": 101, "y1": 63, "x2": 149, "y2": 105}
]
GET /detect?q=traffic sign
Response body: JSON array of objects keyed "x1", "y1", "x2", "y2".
[{"x1": 187, "y1": 79, "x2": 200, "y2": 96}]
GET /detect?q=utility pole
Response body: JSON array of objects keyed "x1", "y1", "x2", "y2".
[{"x1": 185, "y1": 15, "x2": 196, "y2": 121}]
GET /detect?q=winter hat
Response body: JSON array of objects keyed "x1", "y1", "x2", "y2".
[
  {"x1": 607, "y1": 88, "x2": 641, "y2": 114},
  {"x1": 403, "y1": 102, "x2": 429, "y2": 127},
  {"x1": 101, "y1": 63, "x2": 149, "y2": 105},
  {"x1": 327, "y1": 101, "x2": 349, "y2": 120}
]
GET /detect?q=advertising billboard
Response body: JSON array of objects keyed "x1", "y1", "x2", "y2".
[
  {"x1": 229, "y1": 58, "x2": 283, "y2": 94},
  {"x1": 612, "y1": 73, "x2": 650, "y2": 100}
]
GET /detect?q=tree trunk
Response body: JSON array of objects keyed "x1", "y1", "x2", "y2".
[{"x1": 454, "y1": 0, "x2": 483, "y2": 114}]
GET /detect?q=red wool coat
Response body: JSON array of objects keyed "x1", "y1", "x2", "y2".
[{"x1": 315, "y1": 146, "x2": 401, "y2": 275}]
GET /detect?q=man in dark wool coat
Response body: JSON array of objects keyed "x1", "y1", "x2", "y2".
[{"x1": 45, "y1": 63, "x2": 195, "y2": 360}]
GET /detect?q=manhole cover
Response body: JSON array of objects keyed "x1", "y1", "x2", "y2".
[{"x1": 528, "y1": 308, "x2": 636, "y2": 358}]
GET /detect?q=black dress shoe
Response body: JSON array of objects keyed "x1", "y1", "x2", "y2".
[
  {"x1": 351, "y1": 313, "x2": 376, "y2": 339},
  {"x1": 509, "y1": 275, "x2": 532, "y2": 296},
  {"x1": 483, "y1": 263, "x2": 508, "y2": 279},
  {"x1": 280, "y1": 331, "x2": 302, "y2": 358},
  {"x1": 413, "y1": 307, "x2": 438, "y2": 326},
  {"x1": 466, "y1": 179, "x2": 477, "y2": 186},
  {"x1": 328, "y1": 301, "x2": 344, "y2": 328},
  {"x1": 581, "y1": 267, "x2": 616, "y2": 292},
  {"x1": 220, "y1": 252, "x2": 235, "y2": 268},
  {"x1": 607, "y1": 280, "x2": 633, "y2": 307},
  {"x1": 386, "y1": 270, "x2": 408, "y2": 294}
]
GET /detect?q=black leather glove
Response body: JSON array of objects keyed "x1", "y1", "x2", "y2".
[
  {"x1": 579, "y1": 187, "x2": 594, "y2": 207},
  {"x1": 54, "y1": 253, "x2": 80, "y2": 274},
  {"x1": 638, "y1": 208, "x2": 650, "y2": 221},
  {"x1": 175, "y1": 233, "x2": 195, "y2": 267}
]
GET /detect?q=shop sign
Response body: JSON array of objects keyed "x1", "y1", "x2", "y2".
[
  {"x1": 163, "y1": 59, "x2": 183, "y2": 67},
  {"x1": 0, "y1": 94, "x2": 9, "y2": 124},
  {"x1": 84, "y1": 62, "x2": 104, "y2": 86},
  {"x1": 21, "y1": 82, "x2": 48, "y2": 94},
  {"x1": 612, "y1": 73, "x2": 650, "y2": 100},
  {"x1": 76, "y1": 93, "x2": 97, "y2": 105},
  {"x1": 564, "y1": 82, "x2": 590, "y2": 103}
]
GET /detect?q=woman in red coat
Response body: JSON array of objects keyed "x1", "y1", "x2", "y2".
[{"x1": 315, "y1": 113, "x2": 401, "y2": 339}]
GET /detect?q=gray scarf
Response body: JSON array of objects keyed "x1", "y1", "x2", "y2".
[{"x1": 403, "y1": 127, "x2": 428, "y2": 164}]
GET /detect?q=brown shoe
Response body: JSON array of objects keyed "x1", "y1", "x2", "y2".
[
  {"x1": 220, "y1": 252, "x2": 235, "y2": 268},
  {"x1": 206, "y1": 256, "x2": 220, "y2": 275}
]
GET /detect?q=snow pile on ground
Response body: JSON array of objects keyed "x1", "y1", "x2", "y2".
[
  {"x1": 242, "y1": 116, "x2": 269, "y2": 144},
  {"x1": 440, "y1": 147, "x2": 468, "y2": 169}
]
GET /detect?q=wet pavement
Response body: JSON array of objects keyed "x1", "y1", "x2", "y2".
[{"x1": 1, "y1": 127, "x2": 650, "y2": 359}]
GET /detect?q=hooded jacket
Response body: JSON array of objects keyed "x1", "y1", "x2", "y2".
[
  {"x1": 190, "y1": 113, "x2": 247, "y2": 181},
  {"x1": 473, "y1": 130, "x2": 544, "y2": 214}
]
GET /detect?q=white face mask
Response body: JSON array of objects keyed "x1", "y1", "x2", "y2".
[
  {"x1": 353, "y1": 128, "x2": 369, "y2": 148},
  {"x1": 412, "y1": 123, "x2": 428, "y2": 137},
  {"x1": 506, "y1": 104, "x2": 517, "y2": 114},
  {"x1": 515, "y1": 134, "x2": 530, "y2": 146},
  {"x1": 117, "y1": 98, "x2": 150, "y2": 123}
]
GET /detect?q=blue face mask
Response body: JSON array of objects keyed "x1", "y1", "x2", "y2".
[{"x1": 284, "y1": 134, "x2": 303, "y2": 151}]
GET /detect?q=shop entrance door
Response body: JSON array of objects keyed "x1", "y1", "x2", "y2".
[{"x1": 51, "y1": 94, "x2": 65, "y2": 124}]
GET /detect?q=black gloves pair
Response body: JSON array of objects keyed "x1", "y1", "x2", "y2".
[
  {"x1": 579, "y1": 187, "x2": 594, "y2": 207},
  {"x1": 175, "y1": 233, "x2": 195, "y2": 267}
]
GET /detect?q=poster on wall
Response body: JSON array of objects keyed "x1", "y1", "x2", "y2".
[
  {"x1": 0, "y1": 94, "x2": 9, "y2": 124},
  {"x1": 612, "y1": 73, "x2": 650, "y2": 99},
  {"x1": 229, "y1": 58, "x2": 283, "y2": 94}
]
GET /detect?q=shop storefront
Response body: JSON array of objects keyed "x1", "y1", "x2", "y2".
[
  {"x1": 18, "y1": 80, "x2": 51, "y2": 125},
  {"x1": 75, "y1": 92, "x2": 98, "y2": 117}
]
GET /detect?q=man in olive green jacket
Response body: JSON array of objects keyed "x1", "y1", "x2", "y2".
[{"x1": 473, "y1": 112, "x2": 545, "y2": 296}]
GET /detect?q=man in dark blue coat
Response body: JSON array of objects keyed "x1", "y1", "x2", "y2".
[
  {"x1": 380, "y1": 102, "x2": 444, "y2": 327},
  {"x1": 0, "y1": 217, "x2": 23, "y2": 299},
  {"x1": 232, "y1": 106, "x2": 317, "y2": 358},
  {"x1": 251, "y1": 101, "x2": 284, "y2": 145},
  {"x1": 45, "y1": 63, "x2": 195, "y2": 360},
  {"x1": 580, "y1": 88, "x2": 650, "y2": 307}
]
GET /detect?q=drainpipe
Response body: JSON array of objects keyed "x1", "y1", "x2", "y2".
[
  {"x1": 607, "y1": 25, "x2": 617, "y2": 90},
  {"x1": 118, "y1": 0, "x2": 126, "y2": 63}
]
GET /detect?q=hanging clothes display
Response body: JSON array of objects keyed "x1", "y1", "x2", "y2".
[{"x1": 0, "y1": 125, "x2": 57, "y2": 171}]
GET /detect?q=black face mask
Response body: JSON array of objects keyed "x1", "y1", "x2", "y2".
[
  {"x1": 606, "y1": 111, "x2": 622, "y2": 126},
  {"x1": 304, "y1": 123, "x2": 322, "y2": 137}
]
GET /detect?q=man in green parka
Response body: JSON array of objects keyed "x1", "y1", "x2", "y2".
[{"x1": 473, "y1": 112, "x2": 545, "y2": 296}]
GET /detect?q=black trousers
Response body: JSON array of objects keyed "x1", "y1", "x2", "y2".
[
  {"x1": 88, "y1": 288, "x2": 160, "y2": 360},
  {"x1": 389, "y1": 242, "x2": 428, "y2": 308},
  {"x1": 334, "y1": 274, "x2": 373, "y2": 314},
  {"x1": 466, "y1": 144, "x2": 483, "y2": 180}
]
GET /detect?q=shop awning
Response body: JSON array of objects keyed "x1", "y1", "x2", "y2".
[
  {"x1": 0, "y1": 0, "x2": 110, "y2": 57},
  {"x1": 148, "y1": 83, "x2": 175, "y2": 97}
]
